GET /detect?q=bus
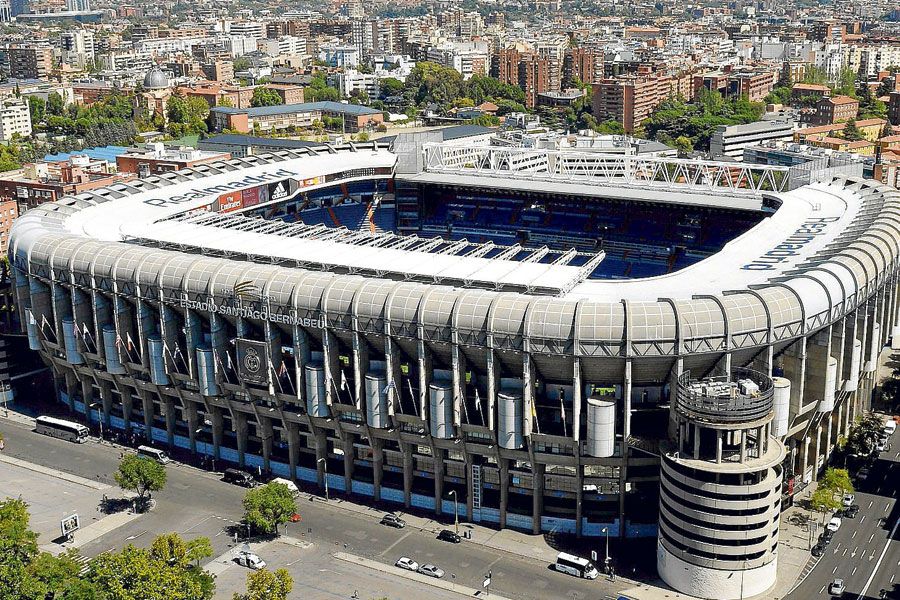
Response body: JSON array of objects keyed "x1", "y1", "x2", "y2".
[
  {"x1": 554, "y1": 552, "x2": 599, "y2": 579},
  {"x1": 34, "y1": 416, "x2": 90, "y2": 443}
]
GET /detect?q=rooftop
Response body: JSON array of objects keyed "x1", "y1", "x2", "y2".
[{"x1": 212, "y1": 101, "x2": 382, "y2": 118}]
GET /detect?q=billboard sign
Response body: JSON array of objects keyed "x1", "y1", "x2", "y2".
[
  {"x1": 60, "y1": 514, "x2": 80, "y2": 537},
  {"x1": 218, "y1": 191, "x2": 243, "y2": 213}
]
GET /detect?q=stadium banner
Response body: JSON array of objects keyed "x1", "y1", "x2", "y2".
[
  {"x1": 302, "y1": 176, "x2": 322, "y2": 187},
  {"x1": 267, "y1": 179, "x2": 298, "y2": 202},
  {"x1": 218, "y1": 191, "x2": 243, "y2": 213},
  {"x1": 241, "y1": 186, "x2": 261, "y2": 208},
  {"x1": 235, "y1": 338, "x2": 270, "y2": 386}
]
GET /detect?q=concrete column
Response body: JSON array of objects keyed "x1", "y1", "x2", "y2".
[
  {"x1": 486, "y1": 350, "x2": 498, "y2": 431},
  {"x1": 372, "y1": 438, "x2": 384, "y2": 502},
  {"x1": 141, "y1": 393, "x2": 153, "y2": 442},
  {"x1": 286, "y1": 422, "x2": 300, "y2": 482},
  {"x1": 234, "y1": 410, "x2": 248, "y2": 468},
  {"x1": 164, "y1": 398, "x2": 176, "y2": 448},
  {"x1": 211, "y1": 406, "x2": 224, "y2": 461},
  {"x1": 575, "y1": 461, "x2": 584, "y2": 537},
  {"x1": 812, "y1": 422, "x2": 823, "y2": 480},
  {"x1": 186, "y1": 400, "x2": 199, "y2": 453},
  {"x1": 623, "y1": 359, "x2": 633, "y2": 438},
  {"x1": 532, "y1": 462, "x2": 545, "y2": 535},
  {"x1": 260, "y1": 416, "x2": 273, "y2": 474},
  {"x1": 314, "y1": 429, "x2": 327, "y2": 489},
  {"x1": 801, "y1": 435, "x2": 809, "y2": 482},
  {"x1": 342, "y1": 433, "x2": 354, "y2": 494},
  {"x1": 499, "y1": 458, "x2": 509, "y2": 528},
  {"x1": 693, "y1": 427, "x2": 700, "y2": 459},
  {"x1": 433, "y1": 447, "x2": 444, "y2": 517},
  {"x1": 351, "y1": 331, "x2": 369, "y2": 411},
  {"x1": 739, "y1": 429, "x2": 747, "y2": 463},
  {"x1": 402, "y1": 443, "x2": 413, "y2": 509},
  {"x1": 417, "y1": 340, "x2": 433, "y2": 420},
  {"x1": 120, "y1": 390, "x2": 133, "y2": 433},
  {"x1": 572, "y1": 358, "x2": 582, "y2": 443},
  {"x1": 452, "y1": 343, "x2": 467, "y2": 427},
  {"x1": 465, "y1": 456, "x2": 474, "y2": 522},
  {"x1": 98, "y1": 380, "x2": 113, "y2": 429},
  {"x1": 716, "y1": 430, "x2": 723, "y2": 463}
]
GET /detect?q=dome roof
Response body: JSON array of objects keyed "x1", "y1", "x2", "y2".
[{"x1": 143, "y1": 67, "x2": 168, "y2": 90}]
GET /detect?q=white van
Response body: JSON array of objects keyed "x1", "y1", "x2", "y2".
[
  {"x1": 137, "y1": 445, "x2": 170, "y2": 464},
  {"x1": 270, "y1": 477, "x2": 300, "y2": 497},
  {"x1": 884, "y1": 419, "x2": 897, "y2": 437}
]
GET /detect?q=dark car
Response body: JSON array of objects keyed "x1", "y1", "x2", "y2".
[
  {"x1": 811, "y1": 543, "x2": 827, "y2": 557},
  {"x1": 843, "y1": 505, "x2": 860, "y2": 518},
  {"x1": 437, "y1": 529, "x2": 461, "y2": 543},
  {"x1": 223, "y1": 468, "x2": 255, "y2": 487},
  {"x1": 380, "y1": 513, "x2": 406, "y2": 528},
  {"x1": 819, "y1": 530, "x2": 834, "y2": 545}
]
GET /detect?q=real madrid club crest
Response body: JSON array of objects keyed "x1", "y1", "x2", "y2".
[{"x1": 243, "y1": 346, "x2": 261, "y2": 376}]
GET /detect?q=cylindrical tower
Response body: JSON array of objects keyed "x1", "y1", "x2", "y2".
[{"x1": 657, "y1": 367, "x2": 785, "y2": 600}]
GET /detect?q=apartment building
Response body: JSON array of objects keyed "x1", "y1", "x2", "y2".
[
  {"x1": 889, "y1": 92, "x2": 900, "y2": 127},
  {"x1": 563, "y1": 47, "x2": 603, "y2": 86},
  {"x1": 592, "y1": 76, "x2": 664, "y2": 133},
  {"x1": 8, "y1": 46, "x2": 53, "y2": 80},
  {"x1": 496, "y1": 48, "x2": 552, "y2": 109},
  {"x1": 0, "y1": 99, "x2": 32, "y2": 141},
  {"x1": 59, "y1": 30, "x2": 95, "y2": 70}
]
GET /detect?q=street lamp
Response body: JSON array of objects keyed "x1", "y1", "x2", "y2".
[
  {"x1": 601, "y1": 527, "x2": 610, "y2": 571},
  {"x1": 448, "y1": 490, "x2": 459, "y2": 535},
  {"x1": 317, "y1": 458, "x2": 329, "y2": 501},
  {"x1": 89, "y1": 402, "x2": 103, "y2": 441}
]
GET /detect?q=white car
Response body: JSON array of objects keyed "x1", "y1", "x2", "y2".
[
  {"x1": 235, "y1": 552, "x2": 266, "y2": 570},
  {"x1": 842, "y1": 493, "x2": 855, "y2": 507},
  {"x1": 875, "y1": 438, "x2": 886, "y2": 452},
  {"x1": 417, "y1": 564, "x2": 445, "y2": 578},
  {"x1": 826, "y1": 517, "x2": 842, "y2": 532},
  {"x1": 395, "y1": 556, "x2": 419, "y2": 572},
  {"x1": 829, "y1": 578, "x2": 845, "y2": 595}
]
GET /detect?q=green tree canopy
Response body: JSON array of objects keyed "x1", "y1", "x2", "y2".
[
  {"x1": 842, "y1": 118, "x2": 864, "y2": 141},
  {"x1": 165, "y1": 95, "x2": 210, "y2": 137},
  {"x1": 233, "y1": 568, "x2": 293, "y2": 600},
  {"x1": 810, "y1": 486, "x2": 841, "y2": 519},
  {"x1": 242, "y1": 482, "x2": 296, "y2": 536},
  {"x1": 379, "y1": 77, "x2": 404, "y2": 98},
  {"x1": 250, "y1": 87, "x2": 283, "y2": 108},
  {"x1": 845, "y1": 413, "x2": 886, "y2": 456},
  {"x1": 305, "y1": 73, "x2": 340, "y2": 102},
  {"x1": 819, "y1": 467, "x2": 854, "y2": 498},
  {"x1": 114, "y1": 454, "x2": 167, "y2": 509}
]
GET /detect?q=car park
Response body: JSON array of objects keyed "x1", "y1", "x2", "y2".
[
  {"x1": 437, "y1": 529, "x2": 461, "y2": 543},
  {"x1": 235, "y1": 552, "x2": 266, "y2": 570},
  {"x1": 395, "y1": 556, "x2": 418, "y2": 571},
  {"x1": 381, "y1": 513, "x2": 406, "y2": 528},
  {"x1": 842, "y1": 493, "x2": 855, "y2": 507},
  {"x1": 811, "y1": 543, "x2": 826, "y2": 557},
  {"x1": 829, "y1": 578, "x2": 845, "y2": 595},
  {"x1": 827, "y1": 517, "x2": 842, "y2": 532},
  {"x1": 417, "y1": 564, "x2": 445, "y2": 578},
  {"x1": 843, "y1": 505, "x2": 860, "y2": 518}
]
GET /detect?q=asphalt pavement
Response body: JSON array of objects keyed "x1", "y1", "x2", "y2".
[{"x1": 785, "y1": 432, "x2": 900, "y2": 600}]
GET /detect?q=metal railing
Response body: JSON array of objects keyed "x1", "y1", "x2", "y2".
[
  {"x1": 422, "y1": 143, "x2": 793, "y2": 194},
  {"x1": 676, "y1": 367, "x2": 774, "y2": 423}
]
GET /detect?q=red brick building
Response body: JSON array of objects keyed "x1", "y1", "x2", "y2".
[{"x1": 809, "y1": 95, "x2": 859, "y2": 126}]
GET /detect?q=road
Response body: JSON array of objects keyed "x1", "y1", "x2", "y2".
[
  {"x1": 0, "y1": 416, "x2": 625, "y2": 600},
  {"x1": 786, "y1": 432, "x2": 900, "y2": 600}
]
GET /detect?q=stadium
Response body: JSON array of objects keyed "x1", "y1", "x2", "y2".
[{"x1": 9, "y1": 136, "x2": 900, "y2": 599}]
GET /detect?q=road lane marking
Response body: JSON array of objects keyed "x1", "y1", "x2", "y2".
[
  {"x1": 860, "y1": 516, "x2": 866, "y2": 524},
  {"x1": 376, "y1": 531, "x2": 412, "y2": 558},
  {"x1": 868, "y1": 501, "x2": 874, "y2": 509},
  {"x1": 832, "y1": 566, "x2": 838, "y2": 573},
  {"x1": 852, "y1": 532, "x2": 858, "y2": 539},
  {"x1": 842, "y1": 549, "x2": 847, "y2": 556},
  {"x1": 886, "y1": 502, "x2": 892, "y2": 512},
  {"x1": 868, "y1": 533, "x2": 874, "y2": 543},
  {"x1": 852, "y1": 567, "x2": 858, "y2": 576},
  {"x1": 820, "y1": 584, "x2": 827, "y2": 593},
  {"x1": 855, "y1": 509, "x2": 900, "y2": 600}
]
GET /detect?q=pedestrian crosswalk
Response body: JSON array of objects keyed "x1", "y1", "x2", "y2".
[{"x1": 72, "y1": 553, "x2": 92, "y2": 577}]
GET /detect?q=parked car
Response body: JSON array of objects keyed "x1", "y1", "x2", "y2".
[
  {"x1": 843, "y1": 505, "x2": 860, "y2": 519},
  {"x1": 395, "y1": 556, "x2": 418, "y2": 571},
  {"x1": 437, "y1": 529, "x2": 461, "y2": 543},
  {"x1": 417, "y1": 564, "x2": 445, "y2": 578},
  {"x1": 819, "y1": 530, "x2": 834, "y2": 545},
  {"x1": 235, "y1": 552, "x2": 266, "y2": 570},
  {"x1": 858, "y1": 467, "x2": 870, "y2": 482},
  {"x1": 829, "y1": 578, "x2": 846, "y2": 595},
  {"x1": 811, "y1": 543, "x2": 827, "y2": 557},
  {"x1": 876, "y1": 438, "x2": 886, "y2": 452},
  {"x1": 270, "y1": 477, "x2": 301, "y2": 497},
  {"x1": 381, "y1": 513, "x2": 406, "y2": 529},
  {"x1": 842, "y1": 493, "x2": 855, "y2": 507},
  {"x1": 827, "y1": 517, "x2": 842, "y2": 532},
  {"x1": 223, "y1": 468, "x2": 256, "y2": 487}
]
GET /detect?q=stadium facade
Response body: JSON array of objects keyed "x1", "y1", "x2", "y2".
[{"x1": 9, "y1": 139, "x2": 900, "y2": 599}]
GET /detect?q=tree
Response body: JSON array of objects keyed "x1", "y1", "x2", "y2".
[
  {"x1": 810, "y1": 486, "x2": 841, "y2": 520},
  {"x1": 801, "y1": 66, "x2": 829, "y2": 86},
  {"x1": 845, "y1": 413, "x2": 886, "y2": 456},
  {"x1": 672, "y1": 135, "x2": 694, "y2": 154},
  {"x1": 379, "y1": 77, "x2": 404, "y2": 99},
  {"x1": 842, "y1": 118, "x2": 865, "y2": 141},
  {"x1": 242, "y1": 482, "x2": 296, "y2": 536},
  {"x1": 250, "y1": 87, "x2": 283, "y2": 108},
  {"x1": 819, "y1": 467, "x2": 854, "y2": 500},
  {"x1": 834, "y1": 67, "x2": 858, "y2": 98},
  {"x1": 46, "y1": 92, "x2": 65, "y2": 117},
  {"x1": 88, "y1": 535, "x2": 215, "y2": 600},
  {"x1": 165, "y1": 95, "x2": 210, "y2": 136},
  {"x1": 114, "y1": 454, "x2": 167, "y2": 511},
  {"x1": 233, "y1": 568, "x2": 293, "y2": 600}
]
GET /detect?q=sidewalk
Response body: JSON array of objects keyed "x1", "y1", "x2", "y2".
[
  {"x1": 334, "y1": 551, "x2": 515, "y2": 600},
  {"x1": 0, "y1": 453, "x2": 109, "y2": 491},
  {"x1": 41, "y1": 509, "x2": 142, "y2": 556}
]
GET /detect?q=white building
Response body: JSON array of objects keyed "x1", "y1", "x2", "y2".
[
  {"x1": 331, "y1": 69, "x2": 379, "y2": 99},
  {"x1": 227, "y1": 21, "x2": 264, "y2": 40},
  {"x1": 0, "y1": 99, "x2": 32, "y2": 141},
  {"x1": 65, "y1": 0, "x2": 90, "y2": 10},
  {"x1": 60, "y1": 30, "x2": 95, "y2": 70},
  {"x1": 709, "y1": 119, "x2": 796, "y2": 159},
  {"x1": 257, "y1": 36, "x2": 305, "y2": 57},
  {"x1": 319, "y1": 45, "x2": 360, "y2": 68}
]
